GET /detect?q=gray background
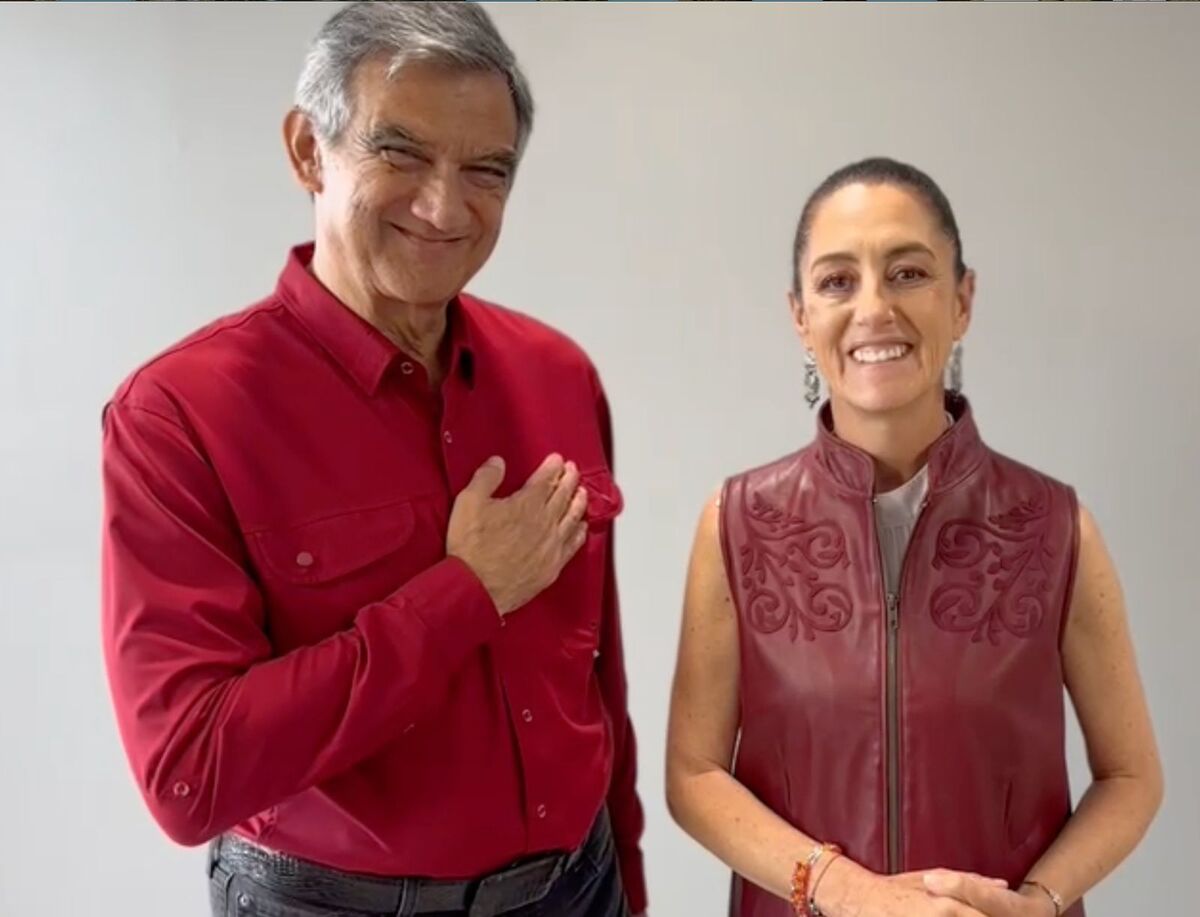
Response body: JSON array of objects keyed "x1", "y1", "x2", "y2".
[{"x1": 1, "y1": 3, "x2": 1197, "y2": 915}]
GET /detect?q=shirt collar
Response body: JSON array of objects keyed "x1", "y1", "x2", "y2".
[
  {"x1": 276, "y1": 242, "x2": 476, "y2": 395},
  {"x1": 813, "y1": 392, "x2": 985, "y2": 497},
  {"x1": 874, "y1": 463, "x2": 930, "y2": 530}
]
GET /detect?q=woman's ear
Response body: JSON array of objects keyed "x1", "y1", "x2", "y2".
[
  {"x1": 953, "y1": 268, "x2": 976, "y2": 340},
  {"x1": 788, "y1": 290, "x2": 812, "y2": 351}
]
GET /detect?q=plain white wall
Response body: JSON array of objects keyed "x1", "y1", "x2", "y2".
[{"x1": 2, "y1": 4, "x2": 1197, "y2": 915}]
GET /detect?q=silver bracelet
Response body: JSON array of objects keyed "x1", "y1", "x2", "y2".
[{"x1": 1022, "y1": 879, "x2": 1064, "y2": 917}]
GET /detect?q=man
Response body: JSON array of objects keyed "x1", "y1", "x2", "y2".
[{"x1": 100, "y1": 4, "x2": 646, "y2": 916}]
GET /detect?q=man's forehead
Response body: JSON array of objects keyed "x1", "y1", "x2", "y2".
[
  {"x1": 350, "y1": 56, "x2": 509, "y2": 113},
  {"x1": 350, "y1": 58, "x2": 517, "y2": 150}
]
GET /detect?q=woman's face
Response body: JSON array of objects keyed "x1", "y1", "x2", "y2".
[{"x1": 791, "y1": 182, "x2": 974, "y2": 416}]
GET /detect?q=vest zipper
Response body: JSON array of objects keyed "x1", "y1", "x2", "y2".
[
  {"x1": 885, "y1": 589, "x2": 900, "y2": 873},
  {"x1": 876, "y1": 493, "x2": 932, "y2": 876}
]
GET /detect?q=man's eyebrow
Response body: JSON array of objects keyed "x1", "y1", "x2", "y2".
[
  {"x1": 359, "y1": 125, "x2": 517, "y2": 171},
  {"x1": 360, "y1": 124, "x2": 427, "y2": 150},
  {"x1": 469, "y1": 149, "x2": 518, "y2": 171}
]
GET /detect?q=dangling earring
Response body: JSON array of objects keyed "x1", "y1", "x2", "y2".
[
  {"x1": 804, "y1": 351, "x2": 821, "y2": 410},
  {"x1": 946, "y1": 341, "x2": 964, "y2": 394}
]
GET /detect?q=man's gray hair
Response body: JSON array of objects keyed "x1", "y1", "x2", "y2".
[{"x1": 295, "y1": 1, "x2": 534, "y2": 156}]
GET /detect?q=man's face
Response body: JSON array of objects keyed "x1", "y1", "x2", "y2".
[{"x1": 300, "y1": 56, "x2": 519, "y2": 309}]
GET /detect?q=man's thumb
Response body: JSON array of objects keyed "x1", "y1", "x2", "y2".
[{"x1": 467, "y1": 456, "x2": 505, "y2": 497}]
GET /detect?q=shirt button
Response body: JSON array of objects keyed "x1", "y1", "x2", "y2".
[
  {"x1": 536, "y1": 804, "x2": 547, "y2": 819},
  {"x1": 592, "y1": 649, "x2": 601, "y2": 659},
  {"x1": 295, "y1": 551, "x2": 314, "y2": 568},
  {"x1": 521, "y1": 709, "x2": 533, "y2": 723},
  {"x1": 443, "y1": 430, "x2": 453, "y2": 444},
  {"x1": 400, "y1": 361, "x2": 415, "y2": 375},
  {"x1": 172, "y1": 781, "x2": 190, "y2": 798}
]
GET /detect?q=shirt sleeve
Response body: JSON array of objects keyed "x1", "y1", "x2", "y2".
[
  {"x1": 100, "y1": 400, "x2": 502, "y2": 847},
  {"x1": 589, "y1": 374, "x2": 648, "y2": 914}
]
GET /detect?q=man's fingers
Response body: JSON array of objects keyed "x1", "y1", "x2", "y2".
[
  {"x1": 546, "y1": 461, "x2": 580, "y2": 516},
  {"x1": 524, "y1": 452, "x2": 565, "y2": 493},
  {"x1": 566, "y1": 520, "x2": 588, "y2": 558},
  {"x1": 558, "y1": 486, "x2": 588, "y2": 538}
]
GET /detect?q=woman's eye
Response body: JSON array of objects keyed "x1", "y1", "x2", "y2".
[
  {"x1": 818, "y1": 273, "x2": 853, "y2": 293},
  {"x1": 893, "y1": 267, "x2": 927, "y2": 283}
]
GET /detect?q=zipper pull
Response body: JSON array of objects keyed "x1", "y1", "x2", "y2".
[{"x1": 886, "y1": 592, "x2": 899, "y2": 629}]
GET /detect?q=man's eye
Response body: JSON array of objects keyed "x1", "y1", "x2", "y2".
[
  {"x1": 382, "y1": 148, "x2": 424, "y2": 167},
  {"x1": 467, "y1": 166, "x2": 510, "y2": 189}
]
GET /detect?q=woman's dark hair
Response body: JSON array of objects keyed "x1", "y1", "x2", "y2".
[{"x1": 792, "y1": 157, "x2": 966, "y2": 293}]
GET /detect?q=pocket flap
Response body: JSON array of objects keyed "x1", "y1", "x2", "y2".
[
  {"x1": 249, "y1": 500, "x2": 416, "y2": 585},
  {"x1": 580, "y1": 468, "x2": 624, "y2": 526}
]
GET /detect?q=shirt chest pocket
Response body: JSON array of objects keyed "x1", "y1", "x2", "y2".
[{"x1": 245, "y1": 497, "x2": 440, "y2": 645}]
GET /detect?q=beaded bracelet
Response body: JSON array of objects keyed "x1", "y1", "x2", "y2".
[
  {"x1": 790, "y1": 842, "x2": 842, "y2": 916},
  {"x1": 807, "y1": 846, "x2": 843, "y2": 917}
]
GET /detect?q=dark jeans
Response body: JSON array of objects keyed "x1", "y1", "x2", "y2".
[{"x1": 208, "y1": 809, "x2": 630, "y2": 917}]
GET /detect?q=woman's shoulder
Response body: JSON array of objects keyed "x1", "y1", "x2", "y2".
[
  {"x1": 721, "y1": 443, "x2": 817, "y2": 490},
  {"x1": 981, "y1": 443, "x2": 1076, "y2": 495}
]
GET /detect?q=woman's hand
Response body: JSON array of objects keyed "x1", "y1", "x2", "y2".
[
  {"x1": 922, "y1": 871, "x2": 1057, "y2": 917},
  {"x1": 816, "y1": 858, "x2": 1006, "y2": 917}
]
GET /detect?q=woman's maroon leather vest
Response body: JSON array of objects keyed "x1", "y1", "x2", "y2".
[{"x1": 720, "y1": 396, "x2": 1083, "y2": 916}]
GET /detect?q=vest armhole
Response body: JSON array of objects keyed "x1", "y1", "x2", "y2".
[
  {"x1": 1058, "y1": 485, "x2": 1082, "y2": 651},
  {"x1": 716, "y1": 476, "x2": 742, "y2": 623}
]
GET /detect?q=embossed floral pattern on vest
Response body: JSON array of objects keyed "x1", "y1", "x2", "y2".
[
  {"x1": 930, "y1": 482, "x2": 1055, "y2": 643},
  {"x1": 739, "y1": 492, "x2": 853, "y2": 641}
]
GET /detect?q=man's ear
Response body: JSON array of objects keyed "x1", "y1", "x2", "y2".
[{"x1": 283, "y1": 108, "x2": 324, "y2": 195}]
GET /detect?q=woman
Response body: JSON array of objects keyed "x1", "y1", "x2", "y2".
[{"x1": 665, "y1": 158, "x2": 1162, "y2": 917}]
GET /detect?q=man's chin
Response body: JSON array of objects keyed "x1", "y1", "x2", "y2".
[{"x1": 376, "y1": 275, "x2": 467, "y2": 309}]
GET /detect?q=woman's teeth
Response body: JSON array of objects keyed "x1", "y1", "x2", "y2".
[{"x1": 851, "y1": 344, "x2": 911, "y2": 364}]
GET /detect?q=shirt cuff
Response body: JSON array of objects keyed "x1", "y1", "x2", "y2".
[
  {"x1": 617, "y1": 842, "x2": 648, "y2": 914},
  {"x1": 392, "y1": 556, "x2": 502, "y2": 664}
]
